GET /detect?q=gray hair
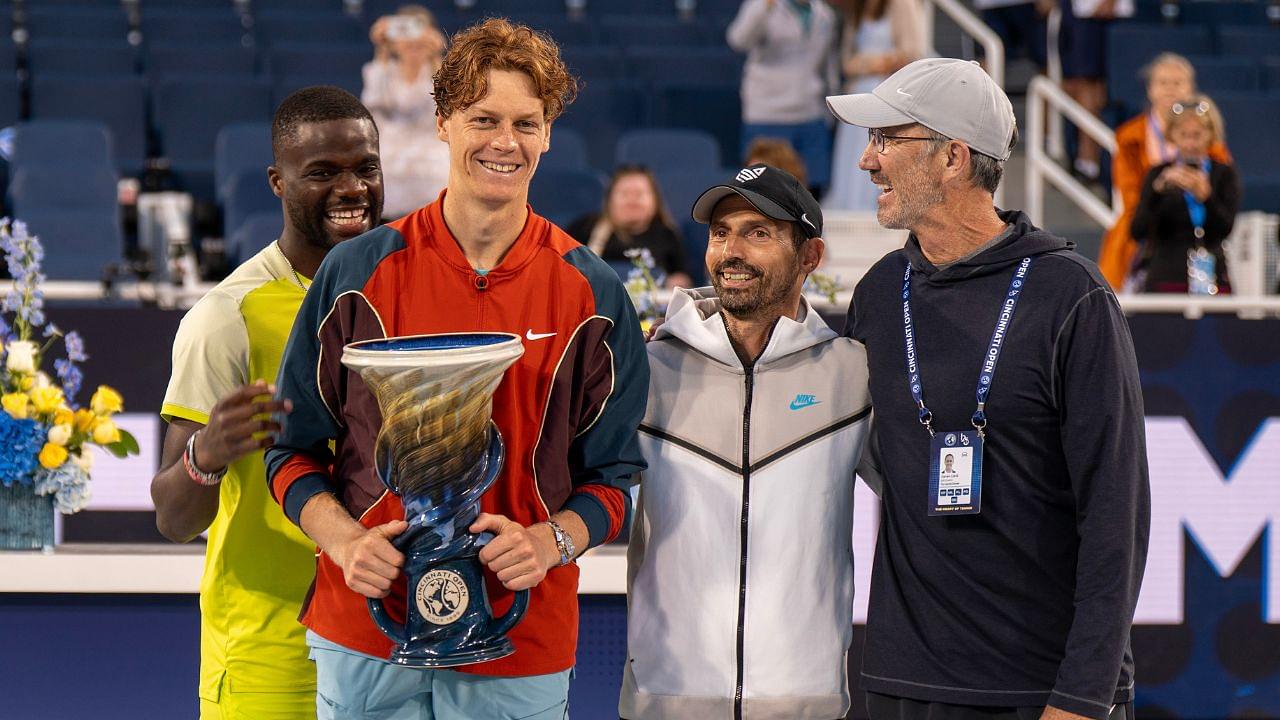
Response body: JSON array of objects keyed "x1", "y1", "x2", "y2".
[{"x1": 921, "y1": 125, "x2": 1019, "y2": 194}]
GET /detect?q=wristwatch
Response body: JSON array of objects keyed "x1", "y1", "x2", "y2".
[{"x1": 547, "y1": 519, "x2": 575, "y2": 567}]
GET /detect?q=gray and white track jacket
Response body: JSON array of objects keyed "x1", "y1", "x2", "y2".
[{"x1": 620, "y1": 288, "x2": 874, "y2": 720}]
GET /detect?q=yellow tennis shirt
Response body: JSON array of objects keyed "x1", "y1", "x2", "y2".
[{"x1": 161, "y1": 241, "x2": 317, "y2": 704}]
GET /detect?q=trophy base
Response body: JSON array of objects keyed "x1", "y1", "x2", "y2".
[{"x1": 386, "y1": 639, "x2": 517, "y2": 669}]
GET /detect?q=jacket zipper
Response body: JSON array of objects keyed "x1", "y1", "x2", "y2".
[{"x1": 733, "y1": 368, "x2": 755, "y2": 720}]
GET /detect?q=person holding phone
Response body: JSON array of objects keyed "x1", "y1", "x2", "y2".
[{"x1": 1130, "y1": 94, "x2": 1240, "y2": 294}]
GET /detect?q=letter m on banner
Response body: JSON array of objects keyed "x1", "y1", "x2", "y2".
[{"x1": 1138, "y1": 417, "x2": 1280, "y2": 624}]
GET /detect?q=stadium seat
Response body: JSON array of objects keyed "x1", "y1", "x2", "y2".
[
  {"x1": 254, "y1": 11, "x2": 365, "y2": 47},
  {"x1": 223, "y1": 169, "x2": 279, "y2": 240},
  {"x1": 652, "y1": 82, "x2": 742, "y2": 169},
  {"x1": 10, "y1": 121, "x2": 114, "y2": 178},
  {"x1": 616, "y1": 128, "x2": 721, "y2": 173},
  {"x1": 583, "y1": 0, "x2": 682, "y2": 13},
  {"x1": 542, "y1": 127, "x2": 591, "y2": 171},
  {"x1": 473, "y1": 0, "x2": 571, "y2": 15},
  {"x1": 268, "y1": 43, "x2": 368, "y2": 77},
  {"x1": 215, "y1": 122, "x2": 273, "y2": 203},
  {"x1": 0, "y1": 75, "x2": 19, "y2": 130},
  {"x1": 599, "y1": 16, "x2": 707, "y2": 47},
  {"x1": 519, "y1": 15, "x2": 598, "y2": 46},
  {"x1": 0, "y1": 37, "x2": 17, "y2": 73},
  {"x1": 253, "y1": 0, "x2": 346, "y2": 13},
  {"x1": 141, "y1": 9, "x2": 250, "y2": 46},
  {"x1": 1214, "y1": 94, "x2": 1280, "y2": 179},
  {"x1": 1215, "y1": 26, "x2": 1280, "y2": 62},
  {"x1": 556, "y1": 80, "x2": 646, "y2": 171},
  {"x1": 623, "y1": 47, "x2": 743, "y2": 86},
  {"x1": 23, "y1": 7, "x2": 131, "y2": 41},
  {"x1": 29, "y1": 75, "x2": 148, "y2": 176},
  {"x1": 558, "y1": 46, "x2": 628, "y2": 81},
  {"x1": 1263, "y1": 58, "x2": 1280, "y2": 92},
  {"x1": 271, "y1": 70, "x2": 363, "y2": 107},
  {"x1": 154, "y1": 77, "x2": 273, "y2": 199},
  {"x1": 226, "y1": 210, "x2": 283, "y2": 267},
  {"x1": 147, "y1": 44, "x2": 257, "y2": 78},
  {"x1": 655, "y1": 166, "x2": 727, "y2": 228},
  {"x1": 1180, "y1": 1, "x2": 1270, "y2": 27},
  {"x1": 527, "y1": 167, "x2": 605, "y2": 228},
  {"x1": 679, "y1": 216, "x2": 708, "y2": 286},
  {"x1": 8, "y1": 166, "x2": 122, "y2": 281},
  {"x1": 1184, "y1": 55, "x2": 1260, "y2": 95},
  {"x1": 25, "y1": 41, "x2": 139, "y2": 76},
  {"x1": 1106, "y1": 24, "x2": 1213, "y2": 118}
]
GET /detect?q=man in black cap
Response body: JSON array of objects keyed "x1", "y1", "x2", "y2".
[{"x1": 619, "y1": 165, "x2": 876, "y2": 720}]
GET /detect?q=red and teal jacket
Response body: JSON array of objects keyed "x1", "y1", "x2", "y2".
[{"x1": 265, "y1": 194, "x2": 648, "y2": 676}]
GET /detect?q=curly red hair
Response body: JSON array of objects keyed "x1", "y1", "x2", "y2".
[{"x1": 433, "y1": 18, "x2": 578, "y2": 122}]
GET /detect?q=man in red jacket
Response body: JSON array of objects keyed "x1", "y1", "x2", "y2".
[{"x1": 266, "y1": 18, "x2": 648, "y2": 719}]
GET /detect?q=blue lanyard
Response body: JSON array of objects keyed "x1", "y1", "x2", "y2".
[
  {"x1": 1147, "y1": 112, "x2": 1176, "y2": 164},
  {"x1": 901, "y1": 256, "x2": 1033, "y2": 437},
  {"x1": 1181, "y1": 157, "x2": 1210, "y2": 241}
]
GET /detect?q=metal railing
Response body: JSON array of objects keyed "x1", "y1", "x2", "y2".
[{"x1": 1025, "y1": 75, "x2": 1120, "y2": 229}]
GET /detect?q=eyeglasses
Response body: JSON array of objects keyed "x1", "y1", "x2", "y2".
[
  {"x1": 867, "y1": 127, "x2": 934, "y2": 154},
  {"x1": 1170, "y1": 100, "x2": 1211, "y2": 117}
]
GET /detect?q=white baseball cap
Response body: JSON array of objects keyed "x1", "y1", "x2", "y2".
[{"x1": 826, "y1": 58, "x2": 1017, "y2": 161}]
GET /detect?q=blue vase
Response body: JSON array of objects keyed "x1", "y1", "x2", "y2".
[{"x1": 0, "y1": 482, "x2": 55, "y2": 551}]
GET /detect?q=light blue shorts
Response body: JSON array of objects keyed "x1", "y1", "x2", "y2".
[{"x1": 307, "y1": 631, "x2": 571, "y2": 720}]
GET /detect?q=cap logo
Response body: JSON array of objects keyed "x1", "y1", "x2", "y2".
[
  {"x1": 735, "y1": 167, "x2": 766, "y2": 183},
  {"x1": 801, "y1": 213, "x2": 816, "y2": 229},
  {"x1": 896, "y1": 87, "x2": 912, "y2": 97}
]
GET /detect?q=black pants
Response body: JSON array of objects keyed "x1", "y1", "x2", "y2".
[{"x1": 867, "y1": 692, "x2": 1132, "y2": 720}]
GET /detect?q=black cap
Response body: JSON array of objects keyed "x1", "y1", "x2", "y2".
[{"x1": 691, "y1": 164, "x2": 823, "y2": 239}]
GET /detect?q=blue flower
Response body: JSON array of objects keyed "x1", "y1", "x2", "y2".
[
  {"x1": 0, "y1": 413, "x2": 47, "y2": 488},
  {"x1": 34, "y1": 461, "x2": 92, "y2": 513},
  {"x1": 55, "y1": 358, "x2": 83, "y2": 402},
  {"x1": 63, "y1": 331, "x2": 87, "y2": 362}
]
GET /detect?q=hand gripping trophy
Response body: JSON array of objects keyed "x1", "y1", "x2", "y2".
[{"x1": 341, "y1": 333, "x2": 527, "y2": 667}]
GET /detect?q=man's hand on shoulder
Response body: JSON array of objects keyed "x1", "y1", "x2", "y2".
[{"x1": 470, "y1": 513, "x2": 560, "y2": 591}]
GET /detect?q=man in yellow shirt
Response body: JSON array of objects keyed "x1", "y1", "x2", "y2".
[{"x1": 151, "y1": 85, "x2": 384, "y2": 719}]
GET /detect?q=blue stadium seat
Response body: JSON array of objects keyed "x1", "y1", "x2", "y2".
[
  {"x1": 1184, "y1": 55, "x2": 1260, "y2": 95},
  {"x1": 584, "y1": 0, "x2": 681, "y2": 13},
  {"x1": 23, "y1": 7, "x2": 131, "y2": 41},
  {"x1": 1180, "y1": 1, "x2": 1269, "y2": 26},
  {"x1": 141, "y1": 9, "x2": 250, "y2": 46},
  {"x1": 555, "y1": 80, "x2": 645, "y2": 171},
  {"x1": 1214, "y1": 94, "x2": 1280, "y2": 179},
  {"x1": 25, "y1": 41, "x2": 138, "y2": 76},
  {"x1": 8, "y1": 166, "x2": 122, "y2": 280},
  {"x1": 558, "y1": 45, "x2": 628, "y2": 81},
  {"x1": 655, "y1": 165, "x2": 727, "y2": 227},
  {"x1": 254, "y1": 0, "x2": 346, "y2": 12},
  {"x1": 542, "y1": 127, "x2": 591, "y2": 171},
  {"x1": 473, "y1": 0, "x2": 571, "y2": 14},
  {"x1": 599, "y1": 16, "x2": 707, "y2": 47},
  {"x1": 652, "y1": 82, "x2": 742, "y2": 170},
  {"x1": 10, "y1": 121, "x2": 114, "y2": 178},
  {"x1": 0, "y1": 75, "x2": 19, "y2": 130},
  {"x1": 268, "y1": 43, "x2": 368, "y2": 77},
  {"x1": 215, "y1": 122, "x2": 273, "y2": 203},
  {"x1": 255, "y1": 11, "x2": 365, "y2": 47},
  {"x1": 624, "y1": 47, "x2": 743, "y2": 86},
  {"x1": 1216, "y1": 26, "x2": 1280, "y2": 62},
  {"x1": 271, "y1": 71, "x2": 363, "y2": 107},
  {"x1": 1106, "y1": 24, "x2": 1213, "y2": 118},
  {"x1": 147, "y1": 43, "x2": 257, "y2": 78},
  {"x1": 29, "y1": 75, "x2": 148, "y2": 176},
  {"x1": 154, "y1": 77, "x2": 273, "y2": 199},
  {"x1": 615, "y1": 128, "x2": 721, "y2": 173},
  {"x1": 519, "y1": 15, "x2": 598, "y2": 46},
  {"x1": 679, "y1": 217, "x2": 708, "y2": 285},
  {"x1": 0, "y1": 37, "x2": 15, "y2": 73},
  {"x1": 528, "y1": 167, "x2": 605, "y2": 228},
  {"x1": 227, "y1": 210, "x2": 284, "y2": 267},
  {"x1": 223, "y1": 168, "x2": 279, "y2": 239},
  {"x1": 1263, "y1": 58, "x2": 1280, "y2": 92},
  {"x1": 1238, "y1": 174, "x2": 1280, "y2": 214}
]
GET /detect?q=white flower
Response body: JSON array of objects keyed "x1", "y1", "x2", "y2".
[
  {"x1": 6, "y1": 340, "x2": 37, "y2": 374},
  {"x1": 72, "y1": 446, "x2": 94, "y2": 472},
  {"x1": 33, "y1": 371, "x2": 51, "y2": 388},
  {"x1": 47, "y1": 423, "x2": 72, "y2": 446}
]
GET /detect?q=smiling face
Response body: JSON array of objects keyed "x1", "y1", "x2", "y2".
[
  {"x1": 707, "y1": 195, "x2": 819, "y2": 321},
  {"x1": 857, "y1": 124, "x2": 945, "y2": 231},
  {"x1": 269, "y1": 117, "x2": 383, "y2": 250},
  {"x1": 608, "y1": 172, "x2": 659, "y2": 232},
  {"x1": 436, "y1": 69, "x2": 551, "y2": 209}
]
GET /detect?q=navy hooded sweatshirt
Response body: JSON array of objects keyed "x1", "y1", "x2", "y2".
[{"x1": 845, "y1": 210, "x2": 1150, "y2": 719}]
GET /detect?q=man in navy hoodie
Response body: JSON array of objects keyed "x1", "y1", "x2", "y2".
[{"x1": 826, "y1": 58, "x2": 1150, "y2": 720}]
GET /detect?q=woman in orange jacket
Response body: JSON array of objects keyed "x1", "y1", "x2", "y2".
[{"x1": 1097, "y1": 52, "x2": 1232, "y2": 289}]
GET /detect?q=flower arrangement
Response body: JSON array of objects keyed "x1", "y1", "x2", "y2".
[
  {"x1": 623, "y1": 248, "x2": 665, "y2": 332},
  {"x1": 0, "y1": 218, "x2": 138, "y2": 519}
]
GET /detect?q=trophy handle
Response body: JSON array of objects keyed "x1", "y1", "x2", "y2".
[
  {"x1": 366, "y1": 526, "x2": 423, "y2": 646},
  {"x1": 487, "y1": 587, "x2": 530, "y2": 638}
]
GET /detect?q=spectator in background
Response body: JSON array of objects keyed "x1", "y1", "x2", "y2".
[
  {"x1": 1059, "y1": 0, "x2": 1133, "y2": 183},
  {"x1": 824, "y1": 0, "x2": 925, "y2": 210},
  {"x1": 727, "y1": 0, "x2": 840, "y2": 196},
  {"x1": 1097, "y1": 53, "x2": 1232, "y2": 290},
  {"x1": 745, "y1": 136, "x2": 809, "y2": 186},
  {"x1": 974, "y1": 0, "x2": 1050, "y2": 74},
  {"x1": 566, "y1": 166, "x2": 693, "y2": 288},
  {"x1": 1130, "y1": 94, "x2": 1240, "y2": 294},
  {"x1": 363, "y1": 4, "x2": 449, "y2": 218}
]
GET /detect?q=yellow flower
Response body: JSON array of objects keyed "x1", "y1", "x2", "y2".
[
  {"x1": 53, "y1": 407, "x2": 75, "y2": 427},
  {"x1": 47, "y1": 423, "x2": 72, "y2": 446},
  {"x1": 38, "y1": 443, "x2": 68, "y2": 470},
  {"x1": 73, "y1": 409, "x2": 97, "y2": 433},
  {"x1": 29, "y1": 386, "x2": 65, "y2": 416},
  {"x1": 91, "y1": 385, "x2": 124, "y2": 416},
  {"x1": 92, "y1": 418, "x2": 121, "y2": 445},
  {"x1": 18, "y1": 375, "x2": 34, "y2": 391},
  {"x1": 2, "y1": 392, "x2": 29, "y2": 419}
]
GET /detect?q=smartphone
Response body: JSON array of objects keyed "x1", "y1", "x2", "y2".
[{"x1": 386, "y1": 16, "x2": 425, "y2": 41}]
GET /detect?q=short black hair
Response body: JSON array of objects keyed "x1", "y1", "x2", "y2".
[{"x1": 271, "y1": 85, "x2": 378, "y2": 163}]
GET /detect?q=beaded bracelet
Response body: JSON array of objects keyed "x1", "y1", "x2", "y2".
[
  {"x1": 547, "y1": 519, "x2": 575, "y2": 567},
  {"x1": 183, "y1": 430, "x2": 226, "y2": 486}
]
